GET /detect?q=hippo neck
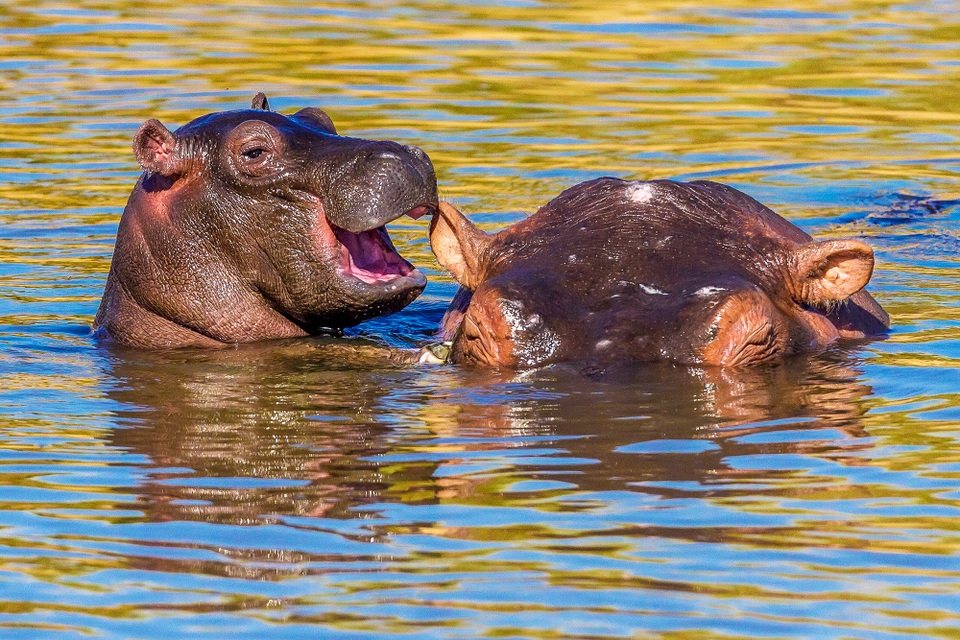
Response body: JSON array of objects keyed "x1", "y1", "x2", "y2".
[
  {"x1": 94, "y1": 189, "x2": 309, "y2": 348},
  {"x1": 93, "y1": 275, "x2": 226, "y2": 348}
]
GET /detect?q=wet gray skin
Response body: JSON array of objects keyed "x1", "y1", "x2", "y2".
[{"x1": 94, "y1": 94, "x2": 438, "y2": 349}]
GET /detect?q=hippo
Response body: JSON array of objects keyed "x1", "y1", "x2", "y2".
[
  {"x1": 428, "y1": 177, "x2": 889, "y2": 369},
  {"x1": 94, "y1": 93, "x2": 437, "y2": 349}
]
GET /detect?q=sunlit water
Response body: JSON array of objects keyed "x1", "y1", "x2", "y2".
[{"x1": 1, "y1": 1, "x2": 960, "y2": 638}]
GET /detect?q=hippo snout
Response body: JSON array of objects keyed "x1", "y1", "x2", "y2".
[
  {"x1": 402, "y1": 144, "x2": 430, "y2": 163},
  {"x1": 323, "y1": 141, "x2": 438, "y2": 233}
]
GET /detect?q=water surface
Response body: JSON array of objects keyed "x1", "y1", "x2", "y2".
[{"x1": 1, "y1": 1, "x2": 960, "y2": 638}]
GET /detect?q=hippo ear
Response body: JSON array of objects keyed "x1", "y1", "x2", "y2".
[
  {"x1": 293, "y1": 107, "x2": 337, "y2": 134},
  {"x1": 251, "y1": 92, "x2": 270, "y2": 111},
  {"x1": 792, "y1": 239, "x2": 875, "y2": 304},
  {"x1": 430, "y1": 202, "x2": 493, "y2": 289},
  {"x1": 133, "y1": 119, "x2": 179, "y2": 176}
]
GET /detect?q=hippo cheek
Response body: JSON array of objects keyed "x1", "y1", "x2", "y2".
[
  {"x1": 449, "y1": 287, "x2": 516, "y2": 368},
  {"x1": 699, "y1": 290, "x2": 790, "y2": 366},
  {"x1": 449, "y1": 286, "x2": 564, "y2": 369}
]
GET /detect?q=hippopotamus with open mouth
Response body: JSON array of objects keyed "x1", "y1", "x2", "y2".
[
  {"x1": 94, "y1": 93, "x2": 437, "y2": 348},
  {"x1": 429, "y1": 177, "x2": 889, "y2": 369}
]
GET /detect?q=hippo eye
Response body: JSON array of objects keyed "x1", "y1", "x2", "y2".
[{"x1": 242, "y1": 147, "x2": 265, "y2": 160}]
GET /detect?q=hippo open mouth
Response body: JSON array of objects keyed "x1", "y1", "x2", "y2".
[{"x1": 331, "y1": 205, "x2": 432, "y2": 286}]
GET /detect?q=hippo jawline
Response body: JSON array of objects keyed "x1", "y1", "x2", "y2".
[{"x1": 328, "y1": 204, "x2": 432, "y2": 287}]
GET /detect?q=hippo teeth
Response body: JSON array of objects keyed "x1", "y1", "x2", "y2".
[{"x1": 333, "y1": 225, "x2": 413, "y2": 285}]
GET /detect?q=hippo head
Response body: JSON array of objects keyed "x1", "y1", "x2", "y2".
[
  {"x1": 95, "y1": 93, "x2": 438, "y2": 348},
  {"x1": 430, "y1": 178, "x2": 889, "y2": 369}
]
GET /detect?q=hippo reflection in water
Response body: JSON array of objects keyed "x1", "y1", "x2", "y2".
[
  {"x1": 103, "y1": 340, "x2": 877, "y2": 527},
  {"x1": 94, "y1": 93, "x2": 438, "y2": 349},
  {"x1": 429, "y1": 178, "x2": 889, "y2": 369}
]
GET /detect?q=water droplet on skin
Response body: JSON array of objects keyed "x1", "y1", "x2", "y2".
[
  {"x1": 694, "y1": 286, "x2": 726, "y2": 297},
  {"x1": 638, "y1": 283, "x2": 668, "y2": 296}
]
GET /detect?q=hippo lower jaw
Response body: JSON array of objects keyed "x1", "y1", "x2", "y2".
[{"x1": 325, "y1": 204, "x2": 430, "y2": 290}]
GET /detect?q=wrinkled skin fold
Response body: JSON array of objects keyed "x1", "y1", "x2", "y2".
[
  {"x1": 430, "y1": 177, "x2": 889, "y2": 369},
  {"x1": 94, "y1": 94, "x2": 438, "y2": 349}
]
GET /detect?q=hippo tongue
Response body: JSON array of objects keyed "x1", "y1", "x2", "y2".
[{"x1": 334, "y1": 226, "x2": 413, "y2": 284}]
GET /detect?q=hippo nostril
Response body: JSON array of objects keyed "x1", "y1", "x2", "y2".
[
  {"x1": 376, "y1": 150, "x2": 402, "y2": 162},
  {"x1": 403, "y1": 144, "x2": 428, "y2": 162}
]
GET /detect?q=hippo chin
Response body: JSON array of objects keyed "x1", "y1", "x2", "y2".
[
  {"x1": 94, "y1": 93, "x2": 438, "y2": 349},
  {"x1": 429, "y1": 177, "x2": 889, "y2": 369}
]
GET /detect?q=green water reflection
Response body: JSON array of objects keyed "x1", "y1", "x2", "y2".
[{"x1": 1, "y1": 0, "x2": 960, "y2": 638}]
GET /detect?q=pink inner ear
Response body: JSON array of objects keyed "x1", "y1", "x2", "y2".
[
  {"x1": 822, "y1": 251, "x2": 873, "y2": 294},
  {"x1": 145, "y1": 134, "x2": 171, "y2": 164},
  {"x1": 794, "y1": 240, "x2": 875, "y2": 304},
  {"x1": 134, "y1": 119, "x2": 178, "y2": 175}
]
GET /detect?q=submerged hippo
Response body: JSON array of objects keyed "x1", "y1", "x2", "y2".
[
  {"x1": 94, "y1": 93, "x2": 437, "y2": 348},
  {"x1": 429, "y1": 177, "x2": 889, "y2": 368}
]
